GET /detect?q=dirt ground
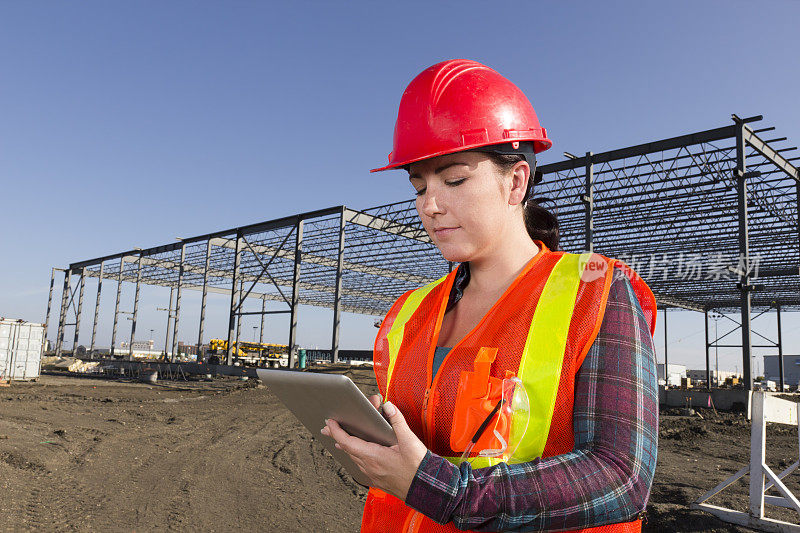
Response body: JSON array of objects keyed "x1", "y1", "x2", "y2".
[{"x1": 2, "y1": 368, "x2": 800, "y2": 532}]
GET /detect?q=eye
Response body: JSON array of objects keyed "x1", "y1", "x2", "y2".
[
  {"x1": 446, "y1": 178, "x2": 466, "y2": 187},
  {"x1": 414, "y1": 187, "x2": 426, "y2": 197}
]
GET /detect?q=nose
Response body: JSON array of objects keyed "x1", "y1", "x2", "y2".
[{"x1": 418, "y1": 185, "x2": 444, "y2": 217}]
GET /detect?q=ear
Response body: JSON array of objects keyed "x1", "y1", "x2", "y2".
[{"x1": 508, "y1": 160, "x2": 530, "y2": 207}]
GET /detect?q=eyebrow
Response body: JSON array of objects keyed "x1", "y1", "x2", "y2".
[{"x1": 408, "y1": 161, "x2": 469, "y2": 181}]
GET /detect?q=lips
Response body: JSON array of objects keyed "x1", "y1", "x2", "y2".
[{"x1": 433, "y1": 226, "x2": 460, "y2": 236}]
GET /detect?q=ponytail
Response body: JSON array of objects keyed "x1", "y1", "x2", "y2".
[{"x1": 523, "y1": 196, "x2": 560, "y2": 251}]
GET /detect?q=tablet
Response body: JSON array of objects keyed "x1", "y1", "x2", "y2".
[{"x1": 256, "y1": 369, "x2": 397, "y2": 487}]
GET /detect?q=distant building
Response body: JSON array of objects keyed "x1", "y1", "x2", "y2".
[
  {"x1": 764, "y1": 355, "x2": 800, "y2": 388},
  {"x1": 177, "y1": 342, "x2": 199, "y2": 356},
  {"x1": 119, "y1": 339, "x2": 155, "y2": 351},
  {"x1": 657, "y1": 363, "x2": 686, "y2": 387},
  {"x1": 686, "y1": 369, "x2": 740, "y2": 386}
]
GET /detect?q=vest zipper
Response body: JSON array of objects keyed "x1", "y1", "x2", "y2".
[
  {"x1": 421, "y1": 251, "x2": 548, "y2": 452},
  {"x1": 421, "y1": 388, "x2": 431, "y2": 444},
  {"x1": 406, "y1": 510, "x2": 421, "y2": 532}
]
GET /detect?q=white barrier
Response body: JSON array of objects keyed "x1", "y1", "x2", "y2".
[{"x1": 691, "y1": 392, "x2": 800, "y2": 532}]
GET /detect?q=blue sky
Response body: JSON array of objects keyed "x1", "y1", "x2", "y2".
[{"x1": 1, "y1": 1, "x2": 798, "y2": 376}]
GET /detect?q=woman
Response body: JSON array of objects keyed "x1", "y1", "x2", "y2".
[{"x1": 322, "y1": 59, "x2": 658, "y2": 532}]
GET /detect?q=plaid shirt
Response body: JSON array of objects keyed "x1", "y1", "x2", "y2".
[{"x1": 404, "y1": 265, "x2": 659, "y2": 532}]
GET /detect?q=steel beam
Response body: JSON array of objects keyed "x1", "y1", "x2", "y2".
[
  {"x1": 81, "y1": 268, "x2": 385, "y2": 316},
  {"x1": 743, "y1": 126, "x2": 800, "y2": 182},
  {"x1": 235, "y1": 279, "x2": 243, "y2": 352},
  {"x1": 288, "y1": 220, "x2": 303, "y2": 368},
  {"x1": 72, "y1": 268, "x2": 86, "y2": 351},
  {"x1": 332, "y1": 207, "x2": 345, "y2": 364},
  {"x1": 121, "y1": 254, "x2": 398, "y2": 306},
  {"x1": 226, "y1": 235, "x2": 242, "y2": 365},
  {"x1": 663, "y1": 309, "x2": 668, "y2": 384},
  {"x1": 259, "y1": 298, "x2": 265, "y2": 345},
  {"x1": 540, "y1": 124, "x2": 739, "y2": 174},
  {"x1": 705, "y1": 309, "x2": 711, "y2": 391},
  {"x1": 128, "y1": 256, "x2": 142, "y2": 359},
  {"x1": 343, "y1": 208, "x2": 432, "y2": 245},
  {"x1": 777, "y1": 304, "x2": 784, "y2": 392},
  {"x1": 90, "y1": 262, "x2": 104, "y2": 353},
  {"x1": 111, "y1": 257, "x2": 125, "y2": 357},
  {"x1": 584, "y1": 151, "x2": 594, "y2": 252},
  {"x1": 55, "y1": 269, "x2": 70, "y2": 357},
  {"x1": 653, "y1": 296, "x2": 706, "y2": 313},
  {"x1": 68, "y1": 206, "x2": 343, "y2": 270},
  {"x1": 238, "y1": 309, "x2": 287, "y2": 316},
  {"x1": 209, "y1": 227, "x2": 430, "y2": 285},
  {"x1": 736, "y1": 119, "x2": 754, "y2": 390},
  {"x1": 197, "y1": 240, "x2": 210, "y2": 362},
  {"x1": 164, "y1": 287, "x2": 173, "y2": 359},
  {"x1": 172, "y1": 244, "x2": 185, "y2": 360},
  {"x1": 43, "y1": 268, "x2": 57, "y2": 353}
]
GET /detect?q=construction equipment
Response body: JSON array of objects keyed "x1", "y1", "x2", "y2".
[{"x1": 207, "y1": 339, "x2": 288, "y2": 367}]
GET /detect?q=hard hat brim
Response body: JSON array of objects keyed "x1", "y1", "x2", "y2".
[{"x1": 370, "y1": 138, "x2": 553, "y2": 173}]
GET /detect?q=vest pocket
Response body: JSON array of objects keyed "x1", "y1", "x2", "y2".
[{"x1": 449, "y1": 347, "x2": 512, "y2": 457}]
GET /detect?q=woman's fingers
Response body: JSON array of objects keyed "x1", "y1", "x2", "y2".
[
  {"x1": 323, "y1": 418, "x2": 373, "y2": 457},
  {"x1": 320, "y1": 408, "x2": 426, "y2": 501},
  {"x1": 368, "y1": 393, "x2": 382, "y2": 411}
]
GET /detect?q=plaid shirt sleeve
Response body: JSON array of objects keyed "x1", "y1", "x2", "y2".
[{"x1": 404, "y1": 266, "x2": 659, "y2": 532}]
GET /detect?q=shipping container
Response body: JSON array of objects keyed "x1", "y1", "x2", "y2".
[{"x1": 0, "y1": 319, "x2": 44, "y2": 381}]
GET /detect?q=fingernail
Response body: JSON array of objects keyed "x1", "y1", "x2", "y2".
[
  {"x1": 334, "y1": 443, "x2": 341, "y2": 449},
  {"x1": 383, "y1": 401, "x2": 396, "y2": 417}
]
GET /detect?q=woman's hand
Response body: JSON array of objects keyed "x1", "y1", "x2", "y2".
[{"x1": 321, "y1": 395, "x2": 427, "y2": 501}]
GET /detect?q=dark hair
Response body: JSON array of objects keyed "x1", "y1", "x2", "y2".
[{"x1": 484, "y1": 153, "x2": 560, "y2": 251}]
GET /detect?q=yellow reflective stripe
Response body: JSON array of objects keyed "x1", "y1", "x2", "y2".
[
  {"x1": 385, "y1": 275, "x2": 448, "y2": 391},
  {"x1": 443, "y1": 455, "x2": 502, "y2": 468},
  {"x1": 510, "y1": 253, "x2": 588, "y2": 462}
]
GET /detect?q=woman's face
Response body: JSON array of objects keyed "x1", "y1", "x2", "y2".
[{"x1": 408, "y1": 151, "x2": 527, "y2": 264}]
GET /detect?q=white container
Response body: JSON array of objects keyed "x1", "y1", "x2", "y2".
[{"x1": 0, "y1": 319, "x2": 45, "y2": 381}]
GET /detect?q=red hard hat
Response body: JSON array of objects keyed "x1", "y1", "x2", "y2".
[{"x1": 371, "y1": 59, "x2": 552, "y2": 173}]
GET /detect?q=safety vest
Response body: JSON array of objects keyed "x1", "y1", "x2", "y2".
[{"x1": 362, "y1": 243, "x2": 656, "y2": 533}]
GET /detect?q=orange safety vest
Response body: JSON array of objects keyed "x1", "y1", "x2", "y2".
[{"x1": 362, "y1": 243, "x2": 656, "y2": 533}]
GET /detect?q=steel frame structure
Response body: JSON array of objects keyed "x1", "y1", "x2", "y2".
[
  {"x1": 50, "y1": 205, "x2": 444, "y2": 367},
  {"x1": 48, "y1": 116, "x2": 799, "y2": 387}
]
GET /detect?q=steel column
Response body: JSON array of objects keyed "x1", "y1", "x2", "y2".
[
  {"x1": 226, "y1": 234, "x2": 242, "y2": 365},
  {"x1": 171, "y1": 244, "x2": 185, "y2": 360},
  {"x1": 704, "y1": 309, "x2": 711, "y2": 391},
  {"x1": 55, "y1": 269, "x2": 71, "y2": 357},
  {"x1": 43, "y1": 267, "x2": 57, "y2": 354},
  {"x1": 331, "y1": 208, "x2": 346, "y2": 364},
  {"x1": 72, "y1": 268, "x2": 86, "y2": 351},
  {"x1": 164, "y1": 287, "x2": 174, "y2": 359},
  {"x1": 288, "y1": 220, "x2": 303, "y2": 369},
  {"x1": 235, "y1": 279, "x2": 243, "y2": 352},
  {"x1": 735, "y1": 119, "x2": 754, "y2": 390},
  {"x1": 777, "y1": 304, "x2": 784, "y2": 392},
  {"x1": 111, "y1": 257, "x2": 125, "y2": 357},
  {"x1": 259, "y1": 297, "x2": 266, "y2": 345},
  {"x1": 128, "y1": 256, "x2": 142, "y2": 359},
  {"x1": 663, "y1": 309, "x2": 668, "y2": 385},
  {"x1": 90, "y1": 262, "x2": 104, "y2": 353},
  {"x1": 584, "y1": 151, "x2": 594, "y2": 252},
  {"x1": 197, "y1": 240, "x2": 211, "y2": 361}
]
